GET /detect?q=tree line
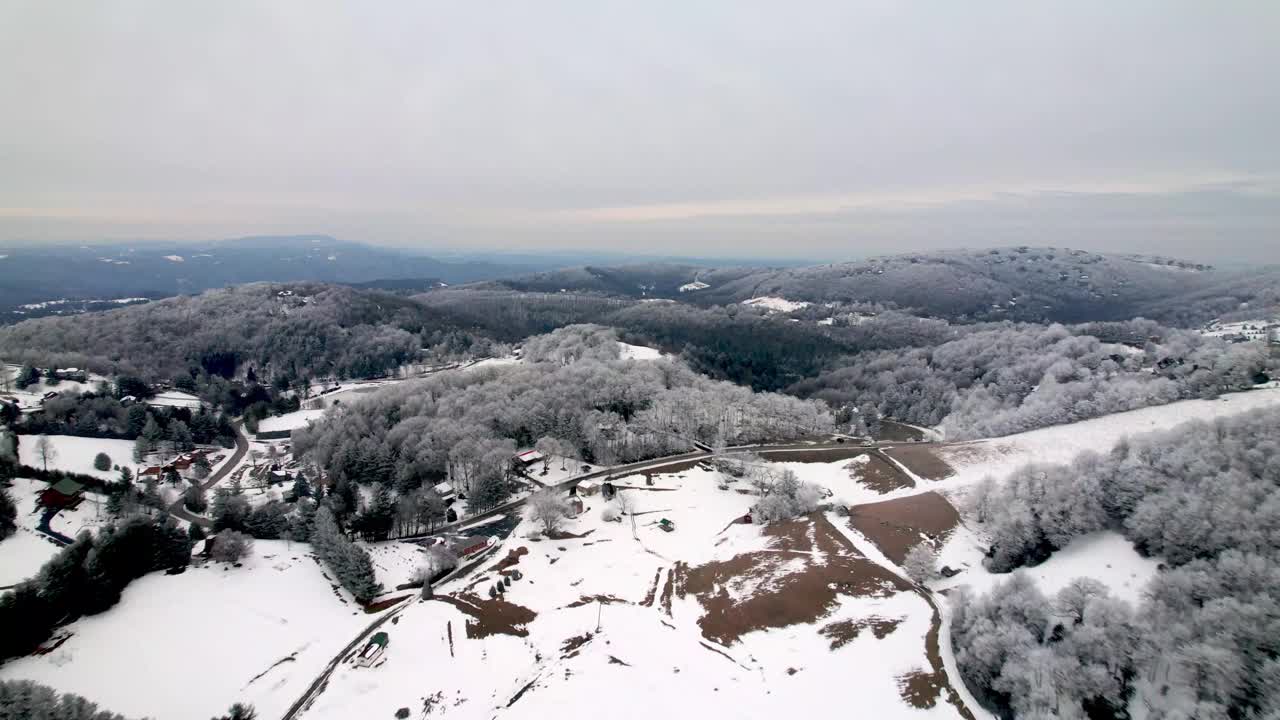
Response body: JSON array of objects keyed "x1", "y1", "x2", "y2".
[
  {"x1": 792, "y1": 319, "x2": 1274, "y2": 440},
  {"x1": 954, "y1": 406, "x2": 1280, "y2": 718}
]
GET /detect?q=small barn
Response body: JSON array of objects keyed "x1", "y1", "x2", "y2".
[
  {"x1": 578, "y1": 480, "x2": 599, "y2": 496},
  {"x1": 40, "y1": 479, "x2": 85, "y2": 510},
  {"x1": 432, "y1": 481, "x2": 456, "y2": 503},
  {"x1": 514, "y1": 450, "x2": 543, "y2": 467}
]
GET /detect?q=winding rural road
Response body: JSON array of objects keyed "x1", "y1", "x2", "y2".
[
  {"x1": 396, "y1": 437, "x2": 938, "y2": 543},
  {"x1": 167, "y1": 422, "x2": 250, "y2": 528}
]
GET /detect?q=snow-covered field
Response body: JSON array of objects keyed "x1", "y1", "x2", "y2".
[
  {"x1": 936, "y1": 529, "x2": 1159, "y2": 605},
  {"x1": 741, "y1": 296, "x2": 811, "y2": 313},
  {"x1": 257, "y1": 408, "x2": 327, "y2": 435},
  {"x1": 935, "y1": 388, "x2": 1280, "y2": 500},
  {"x1": 302, "y1": 465, "x2": 975, "y2": 720},
  {"x1": 1, "y1": 365, "x2": 111, "y2": 410},
  {"x1": 0, "y1": 530, "x2": 60, "y2": 588},
  {"x1": 146, "y1": 390, "x2": 203, "y2": 409},
  {"x1": 17, "y1": 435, "x2": 136, "y2": 480},
  {"x1": 0, "y1": 476, "x2": 63, "y2": 587},
  {"x1": 0, "y1": 540, "x2": 372, "y2": 720},
  {"x1": 617, "y1": 342, "x2": 663, "y2": 361}
]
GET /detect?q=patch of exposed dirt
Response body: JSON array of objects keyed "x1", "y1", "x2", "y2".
[
  {"x1": 847, "y1": 452, "x2": 913, "y2": 493},
  {"x1": 756, "y1": 447, "x2": 868, "y2": 463},
  {"x1": 491, "y1": 546, "x2": 528, "y2": 573},
  {"x1": 608, "y1": 655, "x2": 630, "y2": 666},
  {"x1": 882, "y1": 446, "x2": 955, "y2": 481},
  {"x1": 818, "y1": 616, "x2": 903, "y2": 649},
  {"x1": 564, "y1": 594, "x2": 625, "y2": 608},
  {"x1": 363, "y1": 595, "x2": 411, "y2": 614},
  {"x1": 659, "y1": 568, "x2": 675, "y2": 616},
  {"x1": 546, "y1": 529, "x2": 595, "y2": 540},
  {"x1": 898, "y1": 670, "x2": 945, "y2": 709},
  {"x1": 560, "y1": 632, "x2": 594, "y2": 658},
  {"x1": 876, "y1": 419, "x2": 925, "y2": 442},
  {"x1": 435, "y1": 594, "x2": 538, "y2": 639},
  {"x1": 672, "y1": 513, "x2": 910, "y2": 645},
  {"x1": 848, "y1": 491, "x2": 961, "y2": 564},
  {"x1": 640, "y1": 568, "x2": 662, "y2": 607}
]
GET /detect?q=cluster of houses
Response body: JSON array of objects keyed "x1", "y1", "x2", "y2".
[{"x1": 139, "y1": 448, "x2": 224, "y2": 482}]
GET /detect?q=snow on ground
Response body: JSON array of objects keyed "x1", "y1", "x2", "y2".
[
  {"x1": 935, "y1": 529, "x2": 1159, "y2": 606},
  {"x1": 362, "y1": 541, "x2": 427, "y2": 591},
  {"x1": 0, "y1": 530, "x2": 59, "y2": 588},
  {"x1": 49, "y1": 492, "x2": 111, "y2": 538},
  {"x1": 466, "y1": 355, "x2": 523, "y2": 372},
  {"x1": 617, "y1": 342, "x2": 663, "y2": 361},
  {"x1": 257, "y1": 408, "x2": 327, "y2": 435},
  {"x1": 741, "y1": 296, "x2": 811, "y2": 313},
  {"x1": 1, "y1": 365, "x2": 111, "y2": 410},
  {"x1": 146, "y1": 390, "x2": 202, "y2": 409},
  {"x1": 935, "y1": 388, "x2": 1280, "y2": 499},
  {"x1": 0, "y1": 540, "x2": 372, "y2": 720},
  {"x1": 17, "y1": 435, "x2": 136, "y2": 480},
  {"x1": 0, "y1": 477, "x2": 62, "y2": 586},
  {"x1": 523, "y1": 457, "x2": 601, "y2": 488},
  {"x1": 1200, "y1": 319, "x2": 1276, "y2": 342},
  {"x1": 678, "y1": 280, "x2": 709, "y2": 292},
  {"x1": 303, "y1": 464, "x2": 970, "y2": 720}
]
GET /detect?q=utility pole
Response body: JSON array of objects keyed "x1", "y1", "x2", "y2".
[{"x1": 596, "y1": 600, "x2": 603, "y2": 633}]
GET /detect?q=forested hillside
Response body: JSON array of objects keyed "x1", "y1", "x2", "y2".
[
  {"x1": 0, "y1": 235, "x2": 542, "y2": 323},
  {"x1": 0, "y1": 283, "x2": 480, "y2": 386},
  {"x1": 954, "y1": 408, "x2": 1280, "y2": 718},
  {"x1": 792, "y1": 319, "x2": 1274, "y2": 439},
  {"x1": 473, "y1": 247, "x2": 1278, "y2": 326},
  {"x1": 293, "y1": 325, "x2": 833, "y2": 515}
]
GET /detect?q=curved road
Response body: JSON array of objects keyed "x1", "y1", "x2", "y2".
[
  {"x1": 167, "y1": 422, "x2": 250, "y2": 528},
  {"x1": 396, "y1": 437, "x2": 930, "y2": 543}
]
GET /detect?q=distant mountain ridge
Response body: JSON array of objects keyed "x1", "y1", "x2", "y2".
[
  {"x1": 475, "y1": 247, "x2": 1278, "y2": 325},
  {"x1": 0, "y1": 235, "x2": 544, "y2": 323}
]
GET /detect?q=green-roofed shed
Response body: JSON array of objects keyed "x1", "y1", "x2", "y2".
[{"x1": 40, "y1": 478, "x2": 85, "y2": 509}]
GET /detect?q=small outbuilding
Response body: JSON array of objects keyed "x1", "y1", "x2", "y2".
[
  {"x1": 567, "y1": 496, "x2": 585, "y2": 517},
  {"x1": 577, "y1": 480, "x2": 599, "y2": 496},
  {"x1": 40, "y1": 479, "x2": 85, "y2": 510}
]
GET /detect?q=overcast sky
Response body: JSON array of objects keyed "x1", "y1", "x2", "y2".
[{"x1": 2, "y1": 1, "x2": 1278, "y2": 262}]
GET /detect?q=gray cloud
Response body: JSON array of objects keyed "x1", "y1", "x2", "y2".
[{"x1": 1, "y1": 1, "x2": 1278, "y2": 262}]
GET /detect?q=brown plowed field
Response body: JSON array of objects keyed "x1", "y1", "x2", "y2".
[
  {"x1": 883, "y1": 446, "x2": 956, "y2": 481},
  {"x1": 671, "y1": 513, "x2": 909, "y2": 645},
  {"x1": 848, "y1": 491, "x2": 961, "y2": 564}
]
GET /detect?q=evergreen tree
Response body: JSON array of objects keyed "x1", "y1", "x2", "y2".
[
  {"x1": 93, "y1": 452, "x2": 112, "y2": 472},
  {"x1": 211, "y1": 488, "x2": 251, "y2": 532},
  {"x1": 0, "y1": 488, "x2": 16, "y2": 540},
  {"x1": 133, "y1": 436, "x2": 151, "y2": 463}
]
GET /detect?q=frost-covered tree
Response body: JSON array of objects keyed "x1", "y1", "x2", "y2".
[
  {"x1": 903, "y1": 542, "x2": 938, "y2": 583},
  {"x1": 527, "y1": 490, "x2": 570, "y2": 535},
  {"x1": 35, "y1": 434, "x2": 57, "y2": 471},
  {"x1": 211, "y1": 530, "x2": 254, "y2": 563},
  {"x1": 0, "y1": 679, "x2": 139, "y2": 720},
  {"x1": 0, "y1": 488, "x2": 16, "y2": 540}
]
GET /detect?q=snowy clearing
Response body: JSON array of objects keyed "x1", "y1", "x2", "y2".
[
  {"x1": 257, "y1": 408, "x2": 327, "y2": 434},
  {"x1": 17, "y1": 435, "x2": 136, "y2": 480},
  {"x1": 617, "y1": 342, "x2": 663, "y2": 361},
  {"x1": 145, "y1": 390, "x2": 203, "y2": 409},
  {"x1": 935, "y1": 388, "x2": 1280, "y2": 498},
  {"x1": 936, "y1": 529, "x2": 1159, "y2": 606},
  {"x1": 0, "y1": 540, "x2": 371, "y2": 720},
  {"x1": 741, "y1": 296, "x2": 811, "y2": 313},
  {"x1": 0, "y1": 530, "x2": 60, "y2": 588}
]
